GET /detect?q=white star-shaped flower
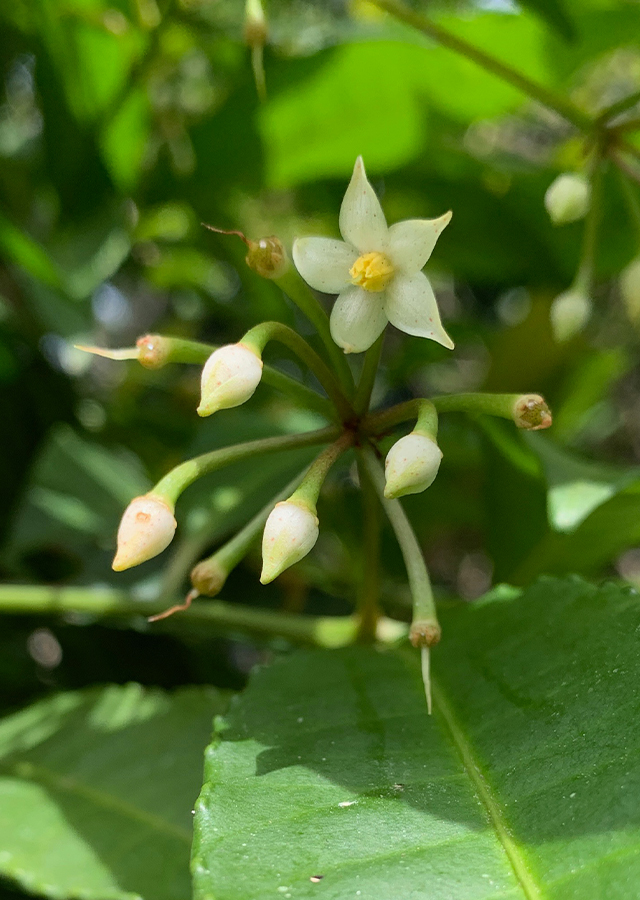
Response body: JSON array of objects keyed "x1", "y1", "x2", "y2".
[{"x1": 292, "y1": 156, "x2": 454, "y2": 354}]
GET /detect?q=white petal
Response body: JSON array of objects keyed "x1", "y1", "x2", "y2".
[
  {"x1": 386, "y1": 213, "x2": 452, "y2": 274},
  {"x1": 385, "y1": 272, "x2": 454, "y2": 349},
  {"x1": 330, "y1": 285, "x2": 387, "y2": 354},
  {"x1": 292, "y1": 237, "x2": 357, "y2": 293},
  {"x1": 339, "y1": 156, "x2": 388, "y2": 253}
]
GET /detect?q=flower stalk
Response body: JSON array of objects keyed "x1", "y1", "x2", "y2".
[
  {"x1": 242, "y1": 321, "x2": 355, "y2": 420},
  {"x1": 190, "y1": 471, "x2": 306, "y2": 598},
  {"x1": 365, "y1": 393, "x2": 551, "y2": 435},
  {"x1": 359, "y1": 444, "x2": 440, "y2": 712},
  {"x1": 152, "y1": 426, "x2": 340, "y2": 507}
]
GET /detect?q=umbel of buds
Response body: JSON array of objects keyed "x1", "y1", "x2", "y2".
[
  {"x1": 544, "y1": 173, "x2": 590, "y2": 225},
  {"x1": 198, "y1": 343, "x2": 263, "y2": 417},
  {"x1": 112, "y1": 495, "x2": 177, "y2": 571},
  {"x1": 260, "y1": 499, "x2": 319, "y2": 584},
  {"x1": 384, "y1": 432, "x2": 443, "y2": 499}
]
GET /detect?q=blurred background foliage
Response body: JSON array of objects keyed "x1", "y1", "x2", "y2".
[{"x1": 2, "y1": 0, "x2": 640, "y2": 764}]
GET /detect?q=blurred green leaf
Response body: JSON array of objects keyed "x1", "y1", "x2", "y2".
[
  {"x1": 0, "y1": 213, "x2": 62, "y2": 289},
  {"x1": 0, "y1": 683, "x2": 225, "y2": 900}
]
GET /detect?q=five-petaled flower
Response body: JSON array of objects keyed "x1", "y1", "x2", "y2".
[{"x1": 292, "y1": 156, "x2": 454, "y2": 354}]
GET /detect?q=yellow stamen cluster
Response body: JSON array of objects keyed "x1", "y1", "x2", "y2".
[{"x1": 350, "y1": 251, "x2": 394, "y2": 292}]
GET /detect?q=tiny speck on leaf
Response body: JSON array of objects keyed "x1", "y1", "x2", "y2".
[{"x1": 310, "y1": 875, "x2": 324, "y2": 883}]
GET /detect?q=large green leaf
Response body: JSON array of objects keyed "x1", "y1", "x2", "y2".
[
  {"x1": 0, "y1": 684, "x2": 226, "y2": 900},
  {"x1": 193, "y1": 577, "x2": 640, "y2": 898}
]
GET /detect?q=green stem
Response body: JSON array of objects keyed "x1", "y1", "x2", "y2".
[
  {"x1": 291, "y1": 432, "x2": 355, "y2": 508},
  {"x1": 192, "y1": 470, "x2": 307, "y2": 595},
  {"x1": 243, "y1": 321, "x2": 354, "y2": 420},
  {"x1": 355, "y1": 456, "x2": 381, "y2": 642},
  {"x1": 0, "y1": 584, "x2": 407, "y2": 647},
  {"x1": 616, "y1": 159, "x2": 640, "y2": 241},
  {"x1": 574, "y1": 149, "x2": 604, "y2": 294},
  {"x1": 611, "y1": 149, "x2": 640, "y2": 190},
  {"x1": 251, "y1": 43, "x2": 267, "y2": 102},
  {"x1": 275, "y1": 268, "x2": 355, "y2": 394},
  {"x1": 598, "y1": 89, "x2": 640, "y2": 124},
  {"x1": 371, "y1": 0, "x2": 593, "y2": 131},
  {"x1": 359, "y1": 445, "x2": 440, "y2": 646},
  {"x1": 354, "y1": 333, "x2": 384, "y2": 415},
  {"x1": 85, "y1": 336, "x2": 334, "y2": 419},
  {"x1": 152, "y1": 425, "x2": 340, "y2": 506}
]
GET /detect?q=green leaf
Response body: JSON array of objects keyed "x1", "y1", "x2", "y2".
[
  {"x1": 0, "y1": 683, "x2": 226, "y2": 900},
  {"x1": 193, "y1": 577, "x2": 640, "y2": 899}
]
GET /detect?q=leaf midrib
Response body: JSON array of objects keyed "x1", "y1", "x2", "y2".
[
  {"x1": 1, "y1": 760, "x2": 191, "y2": 844},
  {"x1": 432, "y1": 677, "x2": 544, "y2": 900}
]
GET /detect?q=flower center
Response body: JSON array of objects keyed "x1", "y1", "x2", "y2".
[{"x1": 349, "y1": 252, "x2": 394, "y2": 292}]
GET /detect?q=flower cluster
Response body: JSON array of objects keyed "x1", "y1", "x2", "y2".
[{"x1": 84, "y1": 156, "x2": 551, "y2": 694}]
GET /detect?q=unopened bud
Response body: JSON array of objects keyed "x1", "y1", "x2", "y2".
[
  {"x1": 512, "y1": 394, "x2": 552, "y2": 431},
  {"x1": 135, "y1": 334, "x2": 172, "y2": 368},
  {"x1": 112, "y1": 495, "x2": 177, "y2": 571},
  {"x1": 621, "y1": 256, "x2": 640, "y2": 325},
  {"x1": 197, "y1": 343, "x2": 263, "y2": 417},
  {"x1": 244, "y1": 0, "x2": 267, "y2": 46},
  {"x1": 550, "y1": 288, "x2": 592, "y2": 342},
  {"x1": 384, "y1": 432, "x2": 442, "y2": 500},
  {"x1": 410, "y1": 620, "x2": 441, "y2": 648},
  {"x1": 544, "y1": 173, "x2": 590, "y2": 225},
  {"x1": 75, "y1": 334, "x2": 172, "y2": 369},
  {"x1": 260, "y1": 499, "x2": 319, "y2": 584},
  {"x1": 246, "y1": 236, "x2": 288, "y2": 279},
  {"x1": 190, "y1": 558, "x2": 228, "y2": 597}
]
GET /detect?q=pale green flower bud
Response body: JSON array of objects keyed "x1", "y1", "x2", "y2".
[
  {"x1": 260, "y1": 499, "x2": 319, "y2": 584},
  {"x1": 197, "y1": 343, "x2": 263, "y2": 417},
  {"x1": 245, "y1": 236, "x2": 288, "y2": 279},
  {"x1": 550, "y1": 288, "x2": 592, "y2": 342},
  {"x1": 112, "y1": 495, "x2": 177, "y2": 571},
  {"x1": 544, "y1": 173, "x2": 590, "y2": 225},
  {"x1": 620, "y1": 256, "x2": 640, "y2": 325},
  {"x1": 512, "y1": 394, "x2": 552, "y2": 431},
  {"x1": 384, "y1": 432, "x2": 442, "y2": 500},
  {"x1": 190, "y1": 558, "x2": 228, "y2": 597}
]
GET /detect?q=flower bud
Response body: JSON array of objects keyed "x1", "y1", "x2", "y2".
[
  {"x1": 245, "y1": 236, "x2": 289, "y2": 279},
  {"x1": 260, "y1": 500, "x2": 319, "y2": 584},
  {"x1": 135, "y1": 334, "x2": 172, "y2": 369},
  {"x1": 197, "y1": 343, "x2": 263, "y2": 417},
  {"x1": 112, "y1": 495, "x2": 177, "y2": 571},
  {"x1": 190, "y1": 558, "x2": 228, "y2": 597},
  {"x1": 550, "y1": 288, "x2": 592, "y2": 342},
  {"x1": 544, "y1": 173, "x2": 590, "y2": 225},
  {"x1": 512, "y1": 394, "x2": 552, "y2": 431},
  {"x1": 384, "y1": 432, "x2": 442, "y2": 500},
  {"x1": 621, "y1": 256, "x2": 640, "y2": 325}
]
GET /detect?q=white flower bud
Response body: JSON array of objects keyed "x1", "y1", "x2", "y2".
[
  {"x1": 621, "y1": 256, "x2": 640, "y2": 325},
  {"x1": 197, "y1": 343, "x2": 263, "y2": 417},
  {"x1": 544, "y1": 173, "x2": 590, "y2": 225},
  {"x1": 112, "y1": 495, "x2": 177, "y2": 571},
  {"x1": 384, "y1": 432, "x2": 442, "y2": 500},
  {"x1": 550, "y1": 289, "x2": 592, "y2": 343},
  {"x1": 260, "y1": 500, "x2": 319, "y2": 584}
]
